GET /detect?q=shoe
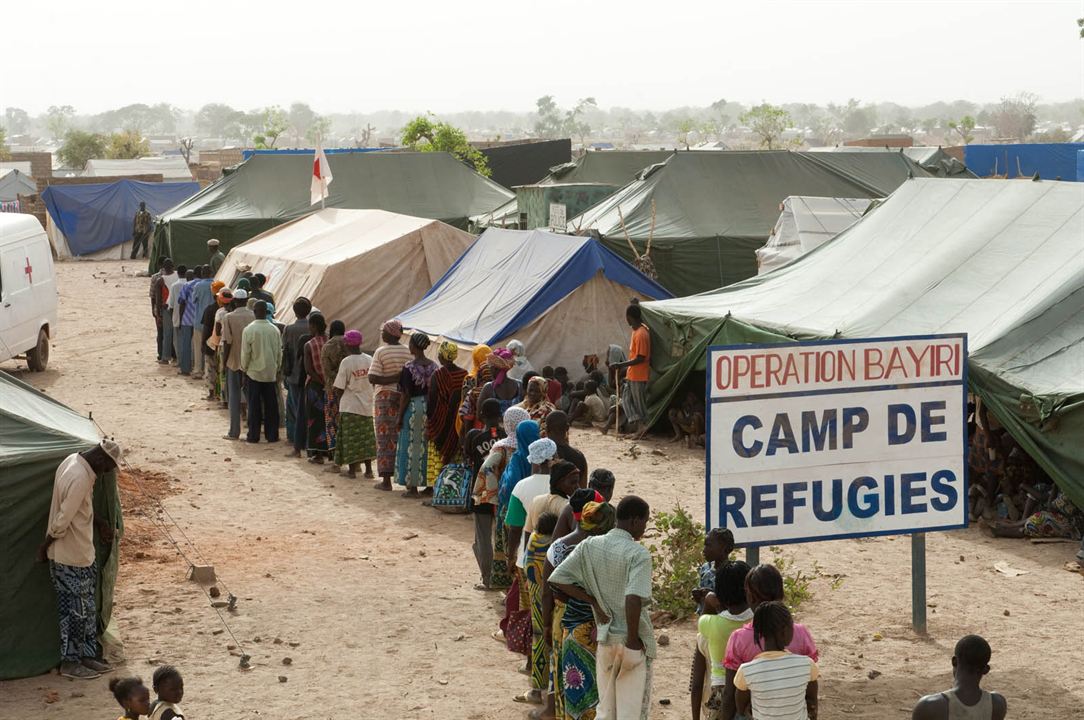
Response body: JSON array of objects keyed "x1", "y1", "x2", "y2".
[
  {"x1": 82, "y1": 657, "x2": 112, "y2": 673},
  {"x1": 59, "y1": 661, "x2": 99, "y2": 679}
]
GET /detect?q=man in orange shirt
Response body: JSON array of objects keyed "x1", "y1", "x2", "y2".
[{"x1": 612, "y1": 302, "x2": 651, "y2": 437}]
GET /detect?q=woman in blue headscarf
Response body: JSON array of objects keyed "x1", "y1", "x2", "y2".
[
  {"x1": 496, "y1": 417, "x2": 543, "y2": 656},
  {"x1": 491, "y1": 418, "x2": 541, "y2": 589}
]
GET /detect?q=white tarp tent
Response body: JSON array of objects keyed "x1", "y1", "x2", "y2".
[
  {"x1": 215, "y1": 209, "x2": 476, "y2": 351},
  {"x1": 0, "y1": 169, "x2": 37, "y2": 203},
  {"x1": 756, "y1": 196, "x2": 873, "y2": 274},
  {"x1": 396, "y1": 228, "x2": 672, "y2": 371},
  {"x1": 83, "y1": 157, "x2": 193, "y2": 181}
]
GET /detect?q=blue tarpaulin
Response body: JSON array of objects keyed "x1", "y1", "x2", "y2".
[
  {"x1": 397, "y1": 229, "x2": 671, "y2": 370},
  {"x1": 42, "y1": 180, "x2": 199, "y2": 256},
  {"x1": 964, "y1": 143, "x2": 1084, "y2": 180},
  {"x1": 241, "y1": 147, "x2": 393, "y2": 161}
]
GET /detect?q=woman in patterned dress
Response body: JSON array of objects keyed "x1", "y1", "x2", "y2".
[{"x1": 395, "y1": 332, "x2": 437, "y2": 497}]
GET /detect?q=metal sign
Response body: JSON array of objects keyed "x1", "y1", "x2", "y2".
[{"x1": 706, "y1": 334, "x2": 968, "y2": 546}]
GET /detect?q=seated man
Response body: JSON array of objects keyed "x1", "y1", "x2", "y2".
[
  {"x1": 568, "y1": 379, "x2": 610, "y2": 430},
  {"x1": 668, "y1": 391, "x2": 706, "y2": 448},
  {"x1": 912, "y1": 635, "x2": 1006, "y2": 720}
]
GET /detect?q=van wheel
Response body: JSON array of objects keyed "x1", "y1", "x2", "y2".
[{"x1": 27, "y1": 329, "x2": 49, "y2": 371}]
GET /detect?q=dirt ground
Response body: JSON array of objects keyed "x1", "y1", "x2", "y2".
[{"x1": 3, "y1": 259, "x2": 1082, "y2": 719}]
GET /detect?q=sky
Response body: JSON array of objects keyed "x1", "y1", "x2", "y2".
[{"x1": 8, "y1": 0, "x2": 1083, "y2": 115}]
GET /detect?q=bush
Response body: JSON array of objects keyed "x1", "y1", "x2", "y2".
[
  {"x1": 646, "y1": 509, "x2": 846, "y2": 621},
  {"x1": 646, "y1": 506, "x2": 705, "y2": 621}
]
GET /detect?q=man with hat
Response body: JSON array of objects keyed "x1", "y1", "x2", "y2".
[
  {"x1": 221, "y1": 289, "x2": 255, "y2": 440},
  {"x1": 208, "y1": 238, "x2": 225, "y2": 273},
  {"x1": 36, "y1": 439, "x2": 123, "y2": 679}
]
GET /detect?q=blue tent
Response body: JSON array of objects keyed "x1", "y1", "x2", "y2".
[
  {"x1": 964, "y1": 143, "x2": 1084, "y2": 180},
  {"x1": 398, "y1": 228, "x2": 672, "y2": 371},
  {"x1": 42, "y1": 180, "x2": 199, "y2": 257}
]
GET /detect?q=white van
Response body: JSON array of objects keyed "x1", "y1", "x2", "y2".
[{"x1": 0, "y1": 213, "x2": 58, "y2": 370}]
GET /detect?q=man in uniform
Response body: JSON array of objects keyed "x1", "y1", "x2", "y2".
[{"x1": 131, "y1": 202, "x2": 153, "y2": 259}]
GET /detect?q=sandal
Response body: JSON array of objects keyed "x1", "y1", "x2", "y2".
[{"x1": 513, "y1": 690, "x2": 542, "y2": 705}]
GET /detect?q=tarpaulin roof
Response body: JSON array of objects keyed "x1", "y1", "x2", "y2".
[
  {"x1": 572, "y1": 151, "x2": 933, "y2": 295},
  {"x1": 215, "y1": 209, "x2": 476, "y2": 351},
  {"x1": 151, "y1": 152, "x2": 513, "y2": 270},
  {"x1": 542, "y1": 150, "x2": 674, "y2": 186},
  {"x1": 756, "y1": 196, "x2": 874, "y2": 275},
  {"x1": 641, "y1": 178, "x2": 1084, "y2": 509},
  {"x1": 810, "y1": 145, "x2": 975, "y2": 178},
  {"x1": 0, "y1": 168, "x2": 36, "y2": 202},
  {"x1": 42, "y1": 180, "x2": 199, "y2": 256},
  {"x1": 397, "y1": 228, "x2": 672, "y2": 371},
  {"x1": 964, "y1": 143, "x2": 1084, "y2": 180},
  {"x1": 0, "y1": 371, "x2": 119, "y2": 679},
  {"x1": 83, "y1": 156, "x2": 194, "y2": 181}
]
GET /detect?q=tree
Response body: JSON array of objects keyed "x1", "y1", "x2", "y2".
[
  {"x1": 564, "y1": 97, "x2": 597, "y2": 147},
  {"x1": 675, "y1": 117, "x2": 699, "y2": 149},
  {"x1": 195, "y1": 103, "x2": 244, "y2": 138},
  {"x1": 534, "y1": 95, "x2": 564, "y2": 138},
  {"x1": 0, "y1": 126, "x2": 10, "y2": 160},
  {"x1": 947, "y1": 116, "x2": 976, "y2": 144},
  {"x1": 178, "y1": 137, "x2": 195, "y2": 163},
  {"x1": 4, "y1": 107, "x2": 30, "y2": 135},
  {"x1": 57, "y1": 130, "x2": 106, "y2": 170},
  {"x1": 252, "y1": 106, "x2": 288, "y2": 149},
  {"x1": 828, "y1": 98, "x2": 875, "y2": 138},
  {"x1": 105, "y1": 130, "x2": 150, "y2": 159},
  {"x1": 287, "y1": 102, "x2": 321, "y2": 146},
  {"x1": 400, "y1": 114, "x2": 490, "y2": 176},
  {"x1": 305, "y1": 115, "x2": 332, "y2": 145},
  {"x1": 991, "y1": 93, "x2": 1038, "y2": 140},
  {"x1": 46, "y1": 105, "x2": 76, "y2": 140},
  {"x1": 740, "y1": 103, "x2": 791, "y2": 149}
]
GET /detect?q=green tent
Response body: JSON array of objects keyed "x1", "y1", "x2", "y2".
[
  {"x1": 640, "y1": 178, "x2": 1084, "y2": 509},
  {"x1": 813, "y1": 146, "x2": 975, "y2": 178},
  {"x1": 151, "y1": 151, "x2": 513, "y2": 269},
  {"x1": 572, "y1": 150, "x2": 934, "y2": 296},
  {"x1": 0, "y1": 371, "x2": 121, "y2": 679},
  {"x1": 473, "y1": 150, "x2": 675, "y2": 231}
]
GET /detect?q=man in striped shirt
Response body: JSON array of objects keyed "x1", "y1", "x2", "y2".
[{"x1": 734, "y1": 601, "x2": 819, "y2": 720}]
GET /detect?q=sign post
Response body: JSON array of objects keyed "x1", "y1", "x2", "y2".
[{"x1": 705, "y1": 334, "x2": 967, "y2": 633}]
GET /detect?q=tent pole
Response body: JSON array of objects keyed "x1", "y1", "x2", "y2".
[{"x1": 615, "y1": 373, "x2": 621, "y2": 435}]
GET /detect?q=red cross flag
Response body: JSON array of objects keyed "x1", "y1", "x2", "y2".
[{"x1": 310, "y1": 143, "x2": 333, "y2": 206}]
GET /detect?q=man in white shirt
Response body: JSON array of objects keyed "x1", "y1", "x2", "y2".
[
  {"x1": 166, "y1": 264, "x2": 188, "y2": 364},
  {"x1": 36, "y1": 439, "x2": 123, "y2": 680},
  {"x1": 332, "y1": 330, "x2": 376, "y2": 478},
  {"x1": 505, "y1": 438, "x2": 558, "y2": 571}
]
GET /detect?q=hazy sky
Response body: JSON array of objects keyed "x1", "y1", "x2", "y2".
[{"x1": 9, "y1": 0, "x2": 1083, "y2": 114}]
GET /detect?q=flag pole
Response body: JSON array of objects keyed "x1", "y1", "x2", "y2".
[{"x1": 319, "y1": 134, "x2": 326, "y2": 210}]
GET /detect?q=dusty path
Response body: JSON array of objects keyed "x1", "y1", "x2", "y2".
[{"x1": 3, "y1": 259, "x2": 1082, "y2": 719}]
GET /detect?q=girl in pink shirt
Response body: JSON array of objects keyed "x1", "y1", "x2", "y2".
[{"x1": 718, "y1": 564, "x2": 820, "y2": 719}]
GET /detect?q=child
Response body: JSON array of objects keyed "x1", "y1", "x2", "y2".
[
  {"x1": 734, "y1": 601, "x2": 818, "y2": 720},
  {"x1": 149, "y1": 665, "x2": 185, "y2": 720},
  {"x1": 110, "y1": 677, "x2": 151, "y2": 720},
  {"x1": 693, "y1": 527, "x2": 736, "y2": 612},
  {"x1": 695, "y1": 561, "x2": 753, "y2": 720},
  {"x1": 912, "y1": 635, "x2": 1007, "y2": 720},
  {"x1": 519, "y1": 511, "x2": 559, "y2": 705}
]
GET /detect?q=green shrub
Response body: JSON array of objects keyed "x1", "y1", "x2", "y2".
[{"x1": 646, "y1": 506, "x2": 705, "y2": 621}]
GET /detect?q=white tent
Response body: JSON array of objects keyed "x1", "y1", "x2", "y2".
[
  {"x1": 215, "y1": 209, "x2": 476, "y2": 351},
  {"x1": 0, "y1": 169, "x2": 37, "y2": 203},
  {"x1": 756, "y1": 196, "x2": 873, "y2": 274},
  {"x1": 83, "y1": 157, "x2": 193, "y2": 181}
]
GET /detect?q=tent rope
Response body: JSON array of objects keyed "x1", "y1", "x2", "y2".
[{"x1": 90, "y1": 418, "x2": 252, "y2": 669}]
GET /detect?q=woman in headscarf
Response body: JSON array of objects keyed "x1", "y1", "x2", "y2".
[
  {"x1": 426, "y1": 340, "x2": 468, "y2": 486},
  {"x1": 320, "y1": 320, "x2": 348, "y2": 471},
  {"x1": 477, "y1": 406, "x2": 530, "y2": 590},
  {"x1": 480, "y1": 347, "x2": 523, "y2": 416},
  {"x1": 369, "y1": 319, "x2": 412, "y2": 491},
  {"x1": 456, "y1": 344, "x2": 493, "y2": 441},
  {"x1": 544, "y1": 500, "x2": 616, "y2": 720},
  {"x1": 507, "y1": 339, "x2": 534, "y2": 381},
  {"x1": 302, "y1": 313, "x2": 329, "y2": 463},
  {"x1": 396, "y1": 332, "x2": 437, "y2": 496},
  {"x1": 518, "y1": 375, "x2": 558, "y2": 433},
  {"x1": 332, "y1": 330, "x2": 377, "y2": 479}
]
